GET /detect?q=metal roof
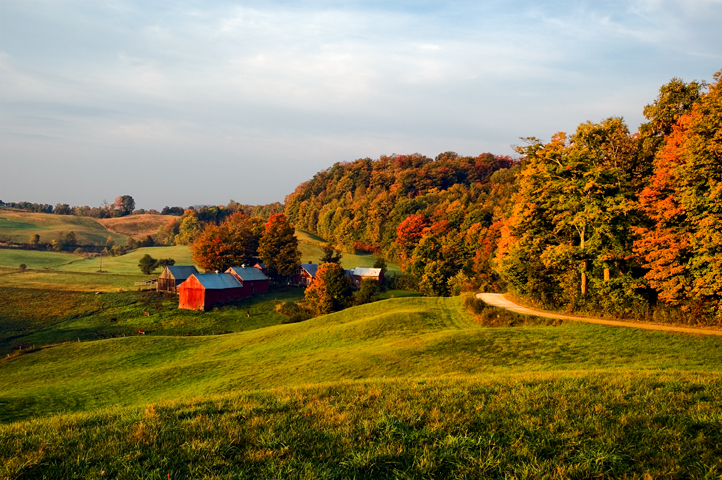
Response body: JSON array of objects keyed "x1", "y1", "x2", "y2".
[
  {"x1": 301, "y1": 263, "x2": 318, "y2": 277},
  {"x1": 227, "y1": 266, "x2": 269, "y2": 282},
  {"x1": 192, "y1": 273, "x2": 243, "y2": 290},
  {"x1": 165, "y1": 265, "x2": 199, "y2": 280},
  {"x1": 352, "y1": 267, "x2": 382, "y2": 277}
]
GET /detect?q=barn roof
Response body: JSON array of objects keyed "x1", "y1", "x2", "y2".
[
  {"x1": 352, "y1": 267, "x2": 382, "y2": 277},
  {"x1": 227, "y1": 266, "x2": 268, "y2": 282},
  {"x1": 192, "y1": 273, "x2": 243, "y2": 290},
  {"x1": 165, "y1": 265, "x2": 199, "y2": 280},
  {"x1": 301, "y1": 263, "x2": 318, "y2": 277}
]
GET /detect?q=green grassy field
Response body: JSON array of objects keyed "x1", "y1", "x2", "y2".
[
  {"x1": 0, "y1": 211, "x2": 127, "y2": 246},
  {"x1": 0, "y1": 286, "x2": 305, "y2": 357},
  {"x1": 2, "y1": 371, "x2": 721, "y2": 479},
  {"x1": 295, "y1": 229, "x2": 401, "y2": 272},
  {"x1": 2, "y1": 294, "x2": 722, "y2": 476},
  {"x1": 0, "y1": 267, "x2": 153, "y2": 292},
  {"x1": 0, "y1": 249, "x2": 85, "y2": 269},
  {"x1": 57, "y1": 246, "x2": 197, "y2": 274},
  {"x1": 3, "y1": 295, "x2": 722, "y2": 425}
]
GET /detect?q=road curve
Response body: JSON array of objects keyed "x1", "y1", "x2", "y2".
[{"x1": 476, "y1": 292, "x2": 722, "y2": 337}]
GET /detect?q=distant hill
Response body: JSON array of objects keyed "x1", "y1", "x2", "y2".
[
  {"x1": 98, "y1": 214, "x2": 174, "y2": 240},
  {"x1": 0, "y1": 210, "x2": 127, "y2": 246}
]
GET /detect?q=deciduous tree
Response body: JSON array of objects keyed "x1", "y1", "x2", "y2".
[{"x1": 258, "y1": 214, "x2": 301, "y2": 280}]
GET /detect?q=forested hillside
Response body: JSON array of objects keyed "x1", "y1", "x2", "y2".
[
  {"x1": 284, "y1": 152, "x2": 519, "y2": 295},
  {"x1": 286, "y1": 69, "x2": 722, "y2": 322}
]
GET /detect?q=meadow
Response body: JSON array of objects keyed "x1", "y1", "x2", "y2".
[
  {"x1": 296, "y1": 229, "x2": 401, "y2": 272},
  {"x1": 2, "y1": 371, "x2": 721, "y2": 478},
  {"x1": 0, "y1": 211, "x2": 127, "y2": 246},
  {"x1": 3, "y1": 295, "x2": 722, "y2": 424},
  {"x1": 0, "y1": 285, "x2": 305, "y2": 357}
]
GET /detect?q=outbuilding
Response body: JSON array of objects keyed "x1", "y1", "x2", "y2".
[
  {"x1": 178, "y1": 273, "x2": 245, "y2": 311},
  {"x1": 226, "y1": 266, "x2": 270, "y2": 295},
  {"x1": 296, "y1": 263, "x2": 318, "y2": 286},
  {"x1": 157, "y1": 265, "x2": 199, "y2": 293},
  {"x1": 349, "y1": 267, "x2": 384, "y2": 287}
]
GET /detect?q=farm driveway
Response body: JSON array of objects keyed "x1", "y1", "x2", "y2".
[{"x1": 477, "y1": 293, "x2": 722, "y2": 337}]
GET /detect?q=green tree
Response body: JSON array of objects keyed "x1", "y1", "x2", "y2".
[
  {"x1": 65, "y1": 231, "x2": 77, "y2": 250},
  {"x1": 175, "y1": 213, "x2": 201, "y2": 245},
  {"x1": 258, "y1": 214, "x2": 301, "y2": 280},
  {"x1": 499, "y1": 118, "x2": 647, "y2": 314},
  {"x1": 353, "y1": 278, "x2": 381, "y2": 305},
  {"x1": 138, "y1": 254, "x2": 157, "y2": 275},
  {"x1": 320, "y1": 244, "x2": 343, "y2": 264}
]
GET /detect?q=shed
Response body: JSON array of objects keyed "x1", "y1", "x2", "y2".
[
  {"x1": 178, "y1": 273, "x2": 245, "y2": 311},
  {"x1": 349, "y1": 267, "x2": 384, "y2": 287},
  {"x1": 157, "y1": 265, "x2": 200, "y2": 293},
  {"x1": 226, "y1": 266, "x2": 270, "y2": 295},
  {"x1": 253, "y1": 261, "x2": 268, "y2": 275}
]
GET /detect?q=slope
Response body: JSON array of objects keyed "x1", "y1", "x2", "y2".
[{"x1": 3, "y1": 296, "x2": 722, "y2": 424}]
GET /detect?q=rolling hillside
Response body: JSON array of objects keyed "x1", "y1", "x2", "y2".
[
  {"x1": 3, "y1": 296, "x2": 722, "y2": 424},
  {"x1": 98, "y1": 214, "x2": 174, "y2": 240},
  {"x1": 0, "y1": 210, "x2": 127, "y2": 246}
]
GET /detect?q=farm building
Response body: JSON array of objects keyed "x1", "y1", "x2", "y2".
[
  {"x1": 295, "y1": 263, "x2": 318, "y2": 286},
  {"x1": 157, "y1": 265, "x2": 199, "y2": 293},
  {"x1": 253, "y1": 261, "x2": 267, "y2": 275},
  {"x1": 178, "y1": 273, "x2": 246, "y2": 311},
  {"x1": 348, "y1": 267, "x2": 384, "y2": 287},
  {"x1": 226, "y1": 266, "x2": 269, "y2": 295}
]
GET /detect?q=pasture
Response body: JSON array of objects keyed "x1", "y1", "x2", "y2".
[
  {"x1": 2, "y1": 372, "x2": 721, "y2": 478},
  {"x1": 0, "y1": 211, "x2": 127, "y2": 246},
  {"x1": 57, "y1": 245, "x2": 197, "y2": 274},
  {"x1": 0, "y1": 286, "x2": 305, "y2": 357},
  {"x1": 3, "y1": 295, "x2": 722, "y2": 424},
  {"x1": 98, "y1": 214, "x2": 174, "y2": 240},
  {"x1": 296, "y1": 229, "x2": 401, "y2": 272}
]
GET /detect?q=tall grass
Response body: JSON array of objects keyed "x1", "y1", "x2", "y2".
[{"x1": 2, "y1": 372, "x2": 721, "y2": 479}]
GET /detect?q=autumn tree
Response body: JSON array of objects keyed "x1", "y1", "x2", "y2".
[
  {"x1": 635, "y1": 70, "x2": 722, "y2": 315},
  {"x1": 114, "y1": 195, "x2": 135, "y2": 216},
  {"x1": 191, "y1": 212, "x2": 264, "y2": 272},
  {"x1": 258, "y1": 214, "x2": 301, "y2": 280},
  {"x1": 303, "y1": 262, "x2": 352, "y2": 315},
  {"x1": 498, "y1": 117, "x2": 648, "y2": 314}
]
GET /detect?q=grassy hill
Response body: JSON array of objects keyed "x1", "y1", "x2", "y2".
[
  {"x1": 0, "y1": 211, "x2": 127, "y2": 246},
  {"x1": 2, "y1": 295, "x2": 722, "y2": 476},
  {"x1": 3, "y1": 296, "x2": 722, "y2": 424},
  {"x1": 2, "y1": 372, "x2": 721, "y2": 478},
  {"x1": 98, "y1": 214, "x2": 174, "y2": 240},
  {"x1": 58, "y1": 246, "x2": 196, "y2": 274},
  {"x1": 296, "y1": 229, "x2": 401, "y2": 272}
]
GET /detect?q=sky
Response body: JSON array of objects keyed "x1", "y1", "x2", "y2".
[{"x1": 1, "y1": 0, "x2": 721, "y2": 210}]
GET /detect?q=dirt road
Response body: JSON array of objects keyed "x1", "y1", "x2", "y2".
[{"x1": 476, "y1": 292, "x2": 722, "y2": 337}]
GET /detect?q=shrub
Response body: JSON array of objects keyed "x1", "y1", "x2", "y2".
[{"x1": 463, "y1": 294, "x2": 560, "y2": 327}]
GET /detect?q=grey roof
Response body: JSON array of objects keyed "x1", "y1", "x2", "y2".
[
  {"x1": 352, "y1": 267, "x2": 383, "y2": 277},
  {"x1": 166, "y1": 265, "x2": 199, "y2": 280},
  {"x1": 227, "y1": 266, "x2": 269, "y2": 282},
  {"x1": 192, "y1": 273, "x2": 243, "y2": 290},
  {"x1": 301, "y1": 263, "x2": 318, "y2": 277}
]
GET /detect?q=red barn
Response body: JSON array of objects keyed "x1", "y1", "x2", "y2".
[
  {"x1": 178, "y1": 273, "x2": 246, "y2": 311},
  {"x1": 226, "y1": 266, "x2": 269, "y2": 295},
  {"x1": 293, "y1": 263, "x2": 318, "y2": 286}
]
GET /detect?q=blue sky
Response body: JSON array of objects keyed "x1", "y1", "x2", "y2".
[{"x1": 1, "y1": 0, "x2": 720, "y2": 209}]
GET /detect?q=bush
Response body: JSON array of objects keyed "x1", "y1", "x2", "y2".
[
  {"x1": 463, "y1": 294, "x2": 560, "y2": 327},
  {"x1": 276, "y1": 301, "x2": 313, "y2": 324}
]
